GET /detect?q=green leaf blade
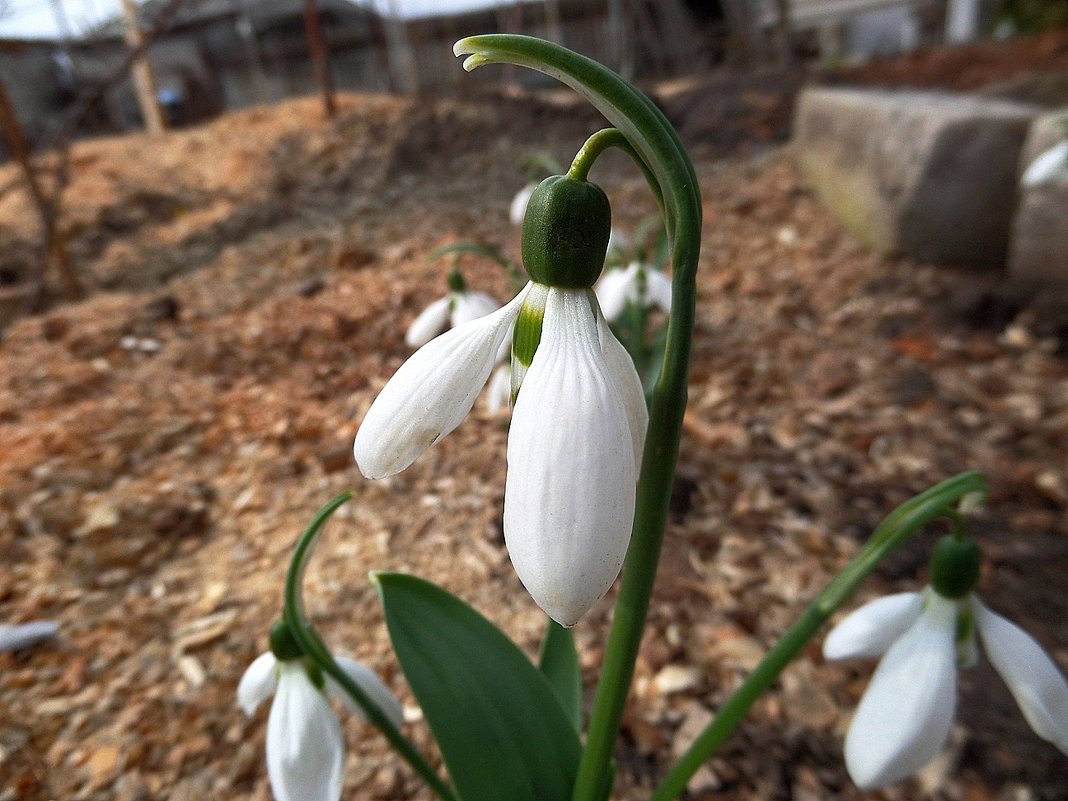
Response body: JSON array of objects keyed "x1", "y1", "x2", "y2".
[
  {"x1": 538, "y1": 619, "x2": 583, "y2": 732},
  {"x1": 376, "y1": 573, "x2": 582, "y2": 801}
]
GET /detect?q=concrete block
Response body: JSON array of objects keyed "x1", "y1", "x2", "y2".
[
  {"x1": 794, "y1": 88, "x2": 1037, "y2": 269},
  {"x1": 1009, "y1": 108, "x2": 1068, "y2": 286}
]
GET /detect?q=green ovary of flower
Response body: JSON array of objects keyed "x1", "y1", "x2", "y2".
[{"x1": 521, "y1": 174, "x2": 612, "y2": 288}]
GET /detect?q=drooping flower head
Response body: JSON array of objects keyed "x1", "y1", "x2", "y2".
[
  {"x1": 405, "y1": 269, "x2": 501, "y2": 348},
  {"x1": 594, "y1": 260, "x2": 672, "y2": 323},
  {"x1": 824, "y1": 536, "x2": 1068, "y2": 789},
  {"x1": 237, "y1": 621, "x2": 403, "y2": 801},
  {"x1": 355, "y1": 173, "x2": 648, "y2": 626}
]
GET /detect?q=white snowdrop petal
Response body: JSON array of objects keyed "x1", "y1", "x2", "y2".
[
  {"x1": 510, "y1": 183, "x2": 536, "y2": 226},
  {"x1": 237, "y1": 652, "x2": 278, "y2": 715},
  {"x1": 647, "y1": 269, "x2": 673, "y2": 313},
  {"x1": 844, "y1": 592, "x2": 958, "y2": 789},
  {"x1": 405, "y1": 296, "x2": 450, "y2": 348},
  {"x1": 0, "y1": 620, "x2": 59, "y2": 653},
  {"x1": 823, "y1": 592, "x2": 924, "y2": 660},
  {"x1": 451, "y1": 291, "x2": 500, "y2": 328},
  {"x1": 1021, "y1": 141, "x2": 1068, "y2": 187},
  {"x1": 504, "y1": 288, "x2": 636, "y2": 626},
  {"x1": 495, "y1": 326, "x2": 513, "y2": 363},
  {"x1": 594, "y1": 266, "x2": 633, "y2": 322},
  {"x1": 973, "y1": 598, "x2": 1068, "y2": 754},
  {"x1": 484, "y1": 363, "x2": 512, "y2": 414},
  {"x1": 355, "y1": 287, "x2": 529, "y2": 479},
  {"x1": 267, "y1": 665, "x2": 345, "y2": 801},
  {"x1": 328, "y1": 656, "x2": 405, "y2": 729},
  {"x1": 596, "y1": 305, "x2": 648, "y2": 473}
]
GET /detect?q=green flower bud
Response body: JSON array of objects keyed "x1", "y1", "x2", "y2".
[
  {"x1": 930, "y1": 535, "x2": 982, "y2": 599},
  {"x1": 521, "y1": 174, "x2": 611, "y2": 288},
  {"x1": 269, "y1": 619, "x2": 304, "y2": 661}
]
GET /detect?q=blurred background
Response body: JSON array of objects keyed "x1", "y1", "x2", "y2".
[{"x1": 1, "y1": 2, "x2": 1066, "y2": 801}]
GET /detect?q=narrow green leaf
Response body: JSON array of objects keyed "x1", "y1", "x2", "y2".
[
  {"x1": 538, "y1": 619, "x2": 583, "y2": 732},
  {"x1": 375, "y1": 573, "x2": 582, "y2": 801},
  {"x1": 427, "y1": 241, "x2": 510, "y2": 265}
]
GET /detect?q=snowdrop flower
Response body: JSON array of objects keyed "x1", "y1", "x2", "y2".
[
  {"x1": 238, "y1": 627, "x2": 403, "y2": 801},
  {"x1": 356, "y1": 174, "x2": 647, "y2": 625},
  {"x1": 405, "y1": 269, "x2": 500, "y2": 348},
  {"x1": 1021, "y1": 140, "x2": 1068, "y2": 187},
  {"x1": 510, "y1": 182, "x2": 537, "y2": 226},
  {"x1": 0, "y1": 620, "x2": 59, "y2": 652},
  {"x1": 483, "y1": 361, "x2": 512, "y2": 414},
  {"x1": 594, "y1": 260, "x2": 672, "y2": 322},
  {"x1": 824, "y1": 537, "x2": 1068, "y2": 789}
]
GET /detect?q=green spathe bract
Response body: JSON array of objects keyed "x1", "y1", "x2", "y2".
[{"x1": 522, "y1": 175, "x2": 612, "y2": 288}]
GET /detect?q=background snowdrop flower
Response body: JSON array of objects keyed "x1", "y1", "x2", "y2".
[
  {"x1": 594, "y1": 261, "x2": 672, "y2": 322},
  {"x1": 238, "y1": 650, "x2": 403, "y2": 801},
  {"x1": 483, "y1": 361, "x2": 512, "y2": 414},
  {"x1": 405, "y1": 269, "x2": 500, "y2": 348},
  {"x1": 510, "y1": 182, "x2": 536, "y2": 226},
  {"x1": 0, "y1": 620, "x2": 59, "y2": 653},
  {"x1": 825, "y1": 583, "x2": 1068, "y2": 789},
  {"x1": 1021, "y1": 140, "x2": 1068, "y2": 187}
]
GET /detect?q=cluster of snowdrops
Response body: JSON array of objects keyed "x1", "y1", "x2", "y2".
[{"x1": 236, "y1": 35, "x2": 1068, "y2": 801}]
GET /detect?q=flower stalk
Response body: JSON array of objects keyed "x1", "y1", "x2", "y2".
[
  {"x1": 649, "y1": 470, "x2": 988, "y2": 801},
  {"x1": 281, "y1": 492, "x2": 459, "y2": 801},
  {"x1": 453, "y1": 33, "x2": 702, "y2": 801}
]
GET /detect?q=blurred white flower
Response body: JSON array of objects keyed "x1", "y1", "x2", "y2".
[
  {"x1": 510, "y1": 183, "x2": 537, "y2": 226},
  {"x1": 484, "y1": 362, "x2": 512, "y2": 414},
  {"x1": 605, "y1": 228, "x2": 629, "y2": 261},
  {"x1": 238, "y1": 652, "x2": 402, "y2": 801},
  {"x1": 594, "y1": 261, "x2": 672, "y2": 322},
  {"x1": 355, "y1": 282, "x2": 647, "y2": 625},
  {"x1": 824, "y1": 588, "x2": 1068, "y2": 789},
  {"x1": 0, "y1": 620, "x2": 58, "y2": 653},
  {"x1": 1021, "y1": 141, "x2": 1068, "y2": 187},
  {"x1": 406, "y1": 289, "x2": 500, "y2": 348}
]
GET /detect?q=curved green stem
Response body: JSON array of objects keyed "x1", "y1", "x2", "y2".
[
  {"x1": 282, "y1": 493, "x2": 459, "y2": 801},
  {"x1": 568, "y1": 128, "x2": 664, "y2": 216},
  {"x1": 454, "y1": 35, "x2": 702, "y2": 801},
  {"x1": 650, "y1": 470, "x2": 988, "y2": 801}
]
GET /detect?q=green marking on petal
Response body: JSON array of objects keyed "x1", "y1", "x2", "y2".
[{"x1": 513, "y1": 287, "x2": 547, "y2": 367}]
